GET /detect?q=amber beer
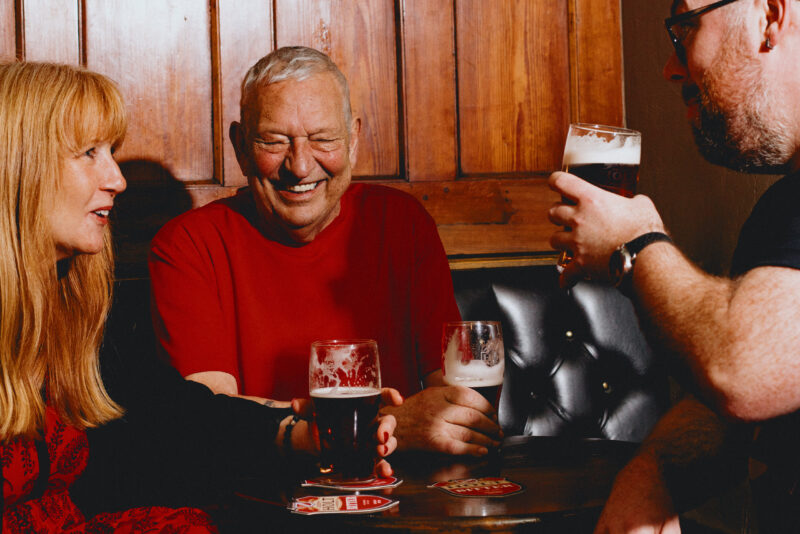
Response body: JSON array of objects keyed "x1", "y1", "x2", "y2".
[
  {"x1": 558, "y1": 124, "x2": 641, "y2": 269},
  {"x1": 311, "y1": 386, "x2": 381, "y2": 480},
  {"x1": 562, "y1": 162, "x2": 639, "y2": 198}
]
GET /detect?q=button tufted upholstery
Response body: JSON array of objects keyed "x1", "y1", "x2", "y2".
[{"x1": 452, "y1": 266, "x2": 669, "y2": 442}]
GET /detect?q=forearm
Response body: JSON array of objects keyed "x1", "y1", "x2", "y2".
[
  {"x1": 632, "y1": 396, "x2": 750, "y2": 511},
  {"x1": 631, "y1": 243, "x2": 800, "y2": 419},
  {"x1": 632, "y1": 243, "x2": 735, "y2": 404}
]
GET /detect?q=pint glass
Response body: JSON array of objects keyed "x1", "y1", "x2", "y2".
[
  {"x1": 441, "y1": 321, "x2": 505, "y2": 411},
  {"x1": 309, "y1": 339, "x2": 382, "y2": 482},
  {"x1": 557, "y1": 123, "x2": 642, "y2": 269}
]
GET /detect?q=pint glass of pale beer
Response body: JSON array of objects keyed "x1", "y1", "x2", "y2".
[
  {"x1": 442, "y1": 321, "x2": 505, "y2": 411},
  {"x1": 309, "y1": 339, "x2": 382, "y2": 482},
  {"x1": 557, "y1": 123, "x2": 641, "y2": 269}
]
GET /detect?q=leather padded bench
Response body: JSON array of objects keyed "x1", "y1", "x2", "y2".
[
  {"x1": 110, "y1": 265, "x2": 669, "y2": 444},
  {"x1": 452, "y1": 265, "x2": 669, "y2": 442}
]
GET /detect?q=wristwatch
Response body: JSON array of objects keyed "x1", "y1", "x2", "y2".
[{"x1": 609, "y1": 232, "x2": 672, "y2": 287}]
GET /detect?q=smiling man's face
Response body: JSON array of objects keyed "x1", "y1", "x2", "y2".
[{"x1": 235, "y1": 72, "x2": 359, "y2": 244}]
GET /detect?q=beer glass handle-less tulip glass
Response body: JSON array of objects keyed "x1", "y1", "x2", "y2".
[
  {"x1": 309, "y1": 339, "x2": 382, "y2": 483},
  {"x1": 557, "y1": 123, "x2": 642, "y2": 271},
  {"x1": 441, "y1": 321, "x2": 505, "y2": 412}
]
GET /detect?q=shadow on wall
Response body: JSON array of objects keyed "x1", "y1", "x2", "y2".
[{"x1": 112, "y1": 160, "x2": 193, "y2": 280}]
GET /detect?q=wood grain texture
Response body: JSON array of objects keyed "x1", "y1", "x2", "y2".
[
  {"x1": 218, "y1": 0, "x2": 272, "y2": 187},
  {"x1": 400, "y1": 0, "x2": 457, "y2": 181},
  {"x1": 85, "y1": 0, "x2": 214, "y2": 183},
  {"x1": 572, "y1": 0, "x2": 624, "y2": 126},
  {"x1": 456, "y1": 0, "x2": 570, "y2": 175},
  {"x1": 21, "y1": 0, "x2": 78, "y2": 64},
  {"x1": 389, "y1": 177, "x2": 559, "y2": 255},
  {"x1": 0, "y1": 0, "x2": 15, "y2": 60},
  {"x1": 275, "y1": 0, "x2": 400, "y2": 179}
]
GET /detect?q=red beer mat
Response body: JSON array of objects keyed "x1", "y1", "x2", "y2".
[
  {"x1": 429, "y1": 477, "x2": 525, "y2": 497},
  {"x1": 302, "y1": 476, "x2": 403, "y2": 491},
  {"x1": 289, "y1": 495, "x2": 399, "y2": 515}
]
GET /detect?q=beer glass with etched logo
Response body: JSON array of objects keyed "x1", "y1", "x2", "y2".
[
  {"x1": 557, "y1": 123, "x2": 641, "y2": 270},
  {"x1": 441, "y1": 321, "x2": 505, "y2": 412},
  {"x1": 309, "y1": 339, "x2": 381, "y2": 482}
]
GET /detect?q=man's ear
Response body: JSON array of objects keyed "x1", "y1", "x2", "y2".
[
  {"x1": 230, "y1": 121, "x2": 255, "y2": 177},
  {"x1": 348, "y1": 117, "x2": 361, "y2": 165},
  {"x1": 764, "y1": 0, "x2": 790, "y2": 49}
]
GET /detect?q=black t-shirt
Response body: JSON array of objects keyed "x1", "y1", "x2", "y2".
[
  {"x1": 728, "y1": 172, "x2": 800, "y2": 531},
  {"x1": 730, "y1": 172, "x2": 800, "y2": 276}
]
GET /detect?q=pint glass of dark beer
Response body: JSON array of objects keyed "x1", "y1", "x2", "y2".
[
  {"x1": 441, "y1": 321, "x2": 505, "y2": 411},
  {"x1": 309, "y1": 339, "x2": 381, "y2": 482},
  {"x1": 557, "y1": 123, "x2": 641, "y2": 269}
]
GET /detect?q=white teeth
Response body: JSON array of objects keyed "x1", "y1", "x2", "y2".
[
  {"x1": 287, "y1": 182, "x2": 318, "y2": 193},
  {"x1": 93, "y1": 210, "x2": 109, "y2": 217}
]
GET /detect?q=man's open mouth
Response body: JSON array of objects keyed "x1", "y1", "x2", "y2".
[{"x1": 281, "y1": 181, "x2": 323, "y2": 193}]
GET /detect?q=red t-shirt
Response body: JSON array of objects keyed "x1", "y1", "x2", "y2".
[{"x1": 149, "y1": 184, "x2": 460, "y2": 399}]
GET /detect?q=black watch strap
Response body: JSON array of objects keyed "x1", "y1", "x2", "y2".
[
  {"x1": 626, "y1": 231, "x2": 672, "y2": 256},
  {"x1": 610, "y1": 231, "x2": 672, "y2": 288}
]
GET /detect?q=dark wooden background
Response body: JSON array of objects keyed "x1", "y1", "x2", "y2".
[{"x1": 0, "y1": 0, "x2": 624, "y2": 275}]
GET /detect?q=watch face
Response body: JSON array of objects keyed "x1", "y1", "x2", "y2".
[{"x1": 609, "y1": 245, "x2": 633, "y2": 286}]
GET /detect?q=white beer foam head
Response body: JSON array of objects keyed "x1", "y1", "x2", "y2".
[
  {"x1": 310, "y1": 386, "x2": 380, "y2": 398},
  {"x1": 563, "y1": 131, "x2": 641, "y2": 166},
  {"x1": 442, "y1": 333, "x2": 504, "y2": 386},
  {"x1": 309, "y1": 342, "x2": 381, "y2": 393}
]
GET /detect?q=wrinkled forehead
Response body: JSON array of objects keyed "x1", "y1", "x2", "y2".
[{"x1": 248, "y1": 74, "x2": 349, "y2": 132}]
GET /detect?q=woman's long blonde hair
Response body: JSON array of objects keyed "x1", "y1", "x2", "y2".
[{"x1": 0, "y1": 62, "x2": 126, "y2": 440}]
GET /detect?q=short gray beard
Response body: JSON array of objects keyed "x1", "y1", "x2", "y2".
[{"x1": 692, "y1": 26, "x2": 793, "y2": 174}]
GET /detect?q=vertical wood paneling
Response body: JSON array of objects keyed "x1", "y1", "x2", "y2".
[
  {"x1": 85, "y1": 0, "x2": 214, "y2": 183},
  {"x1": 218, "y1": 0, "x2": 273, "y2": 187},
  {"x1": 400, "y1": 0, "x2": 457, "y2": 182},
  {"x1": 0, "y1": 0, "x2": 15, "y2": 60},
  {"x1": 456, "y1": 0, "x2": 570, "y2": 175},
  {"x1": 11, "y1": 0, "x2": 625, "y2": 267},
  {"x1": 22, "y1": 0, "x2": 78, "y2": 64},
  {"x1": 275, "y1": 0, "x2": 400, "y2": 179},
  {"x1": 573, "y1": 0, "x2": 624, "y2": 126}
]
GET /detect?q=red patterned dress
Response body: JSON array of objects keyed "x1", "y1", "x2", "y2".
[{"x1": 1, "y1": 407, "x2": 218, "y2": 533}]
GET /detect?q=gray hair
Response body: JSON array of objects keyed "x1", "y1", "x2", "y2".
[{"x1": 239, "y1": 46, "x2": 352, "y2": 130}]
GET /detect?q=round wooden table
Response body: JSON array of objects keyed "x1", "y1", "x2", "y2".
[{"x1": 230, "y1": 436, "x2": 637, "y2": 533}]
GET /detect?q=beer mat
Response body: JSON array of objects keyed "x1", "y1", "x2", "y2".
[
  {"x1": 429, "y1": 477, "x2": 525, "y2": 497},
  {"x1": 301, "y1": 476, "x2": 402, "y2": 490},
  {"x1": 288, "y1": 495, "x2": 398, "y2": 515}
]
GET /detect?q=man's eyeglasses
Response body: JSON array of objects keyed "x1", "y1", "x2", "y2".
[{"x1": 665, "y1": 0, "x2": 740, "y2": 64}]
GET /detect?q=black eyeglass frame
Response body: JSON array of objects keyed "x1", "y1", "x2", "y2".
[{"x1": 664, "y1": 0, "x2": 740, "y2": 63}]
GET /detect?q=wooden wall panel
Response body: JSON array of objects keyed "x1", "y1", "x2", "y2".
[
  {"x1": 85, "y1": 0, "x2": 214, "y2": 184},
  {"x1": 21, "y1": 0, "x2": 78, "y2": 64},
  {"x1": 218, "y1": 0, "x2": 273, "y2": 187},
  {"x1": 456, "y1": 0, "x2": 570, "y2": 175},
  {"x1": 392, "y1": 179, "x2": 560, "y2": 256},
  {"x1": 2, "y1": 0, "x2": 625, "y2": 271},
  {"x1": 0, "y1": 0, "x2": 15, "y2": 60},
  {"x1": 400, "y1": 0, "x2": 457, "y2": 182},
  {"x1": 572, "y1": 0, "x2": 624, "y2": 126},
  {"x1": 275, "y1": 0, "x2": 400, "y2": 179}
]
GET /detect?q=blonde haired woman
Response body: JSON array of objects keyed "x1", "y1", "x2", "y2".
[{"x1": 0, "y1": 62, "x2": 398, "y2": 532}]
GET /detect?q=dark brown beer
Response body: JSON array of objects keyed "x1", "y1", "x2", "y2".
[
  {"x1": 472, "y1": 384, "x2": 503, "y2": 411},
  {"x1": 311, "y1": 387, "x2": 381, "y2": 481},
  {"x1": 564, "y1": 163, "x2": 639, "y2": 198}
]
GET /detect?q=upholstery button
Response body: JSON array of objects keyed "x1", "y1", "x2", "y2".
[
  {"x1": 602, "y1": 382, "x2": 612, "y2": 394},
  {"x1": 565, "y1": 330, "x2": 573, "y2": 340}
]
